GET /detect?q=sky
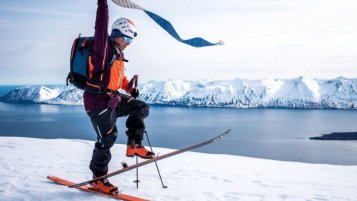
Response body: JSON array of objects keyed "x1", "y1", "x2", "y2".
[{"x1": 0, "y1": 0, "x2": 357, "y2": 85}]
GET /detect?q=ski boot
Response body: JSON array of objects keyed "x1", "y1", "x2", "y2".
[
  {"x1": 90, "y1": 176, "x2": 119, "y2": 195},
  {"x1": 126, "y1": 144, "x2": 155, "y2": 159}
]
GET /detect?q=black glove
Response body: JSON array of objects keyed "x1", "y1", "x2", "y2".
[{"x1": 130, "y1": 88, "x2": 139, "y2": 98}]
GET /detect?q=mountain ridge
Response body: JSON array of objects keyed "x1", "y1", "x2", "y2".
[{"x1": 1, "y1": 77, "x2": 357, "y2": 109}]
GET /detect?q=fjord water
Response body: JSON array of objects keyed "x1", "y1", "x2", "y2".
[{"x1": 1, "y1": 101, "x2": 357, "y2": 165}]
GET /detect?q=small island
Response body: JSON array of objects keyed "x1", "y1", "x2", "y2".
[{"x1": 310, "y1": 132, "x2": 357, "y2": 140}]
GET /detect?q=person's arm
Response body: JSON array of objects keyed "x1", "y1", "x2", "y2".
[
  {"x1": 123, "y1": 75, "x2": 140, "y2": 98},
  {"x1": 121, "y1": 76, "x2": 131, "y2": 94},
  {"x1": 92, "y1": 0, "x2": 109, "y2": 77}
]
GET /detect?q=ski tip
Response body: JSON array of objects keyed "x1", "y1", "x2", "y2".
[
  {"x1": 211, "y1": 129, "x2": 231, "y2": 143},
  {"x1": 222, "y1": 129, "x2": 232, "y2": 136}
]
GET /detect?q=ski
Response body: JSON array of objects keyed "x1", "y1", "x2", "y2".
[
  {"x1": 47, "y1": 176, "x2": 148, "y2": 201},
  {"x1": 70, "y1": 129, "x2": 231, "y2": 188}
]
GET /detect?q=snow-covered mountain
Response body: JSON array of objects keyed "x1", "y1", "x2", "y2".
[
  {"x1": 140, "y1": 77, "x2": 357, "y2": 109},
  {"x1": 1, "y1": 77, "x2": 357, "y2": 109},
  {"x1": 0, "y1": 85, "x2": 61, "y2": 103},
  {"x1": 46, "y1": 86, "x2": 83, "y2": 105}
]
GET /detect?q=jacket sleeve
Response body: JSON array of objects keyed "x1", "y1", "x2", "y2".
[{"x1": 91, "y1": 0, "x2": 110, "y2": 77}]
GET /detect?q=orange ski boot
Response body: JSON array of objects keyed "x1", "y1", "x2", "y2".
[
  {"x1": 126, "y1": 144, "x2": 155, "y2": 159},
  {"x1": 91, "y1": 178, "x2": 119, "y2": 195}
]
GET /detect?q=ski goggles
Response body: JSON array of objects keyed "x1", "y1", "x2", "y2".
[{"x1": 124, "y1": 37, "x2": 133, "y2": 44}]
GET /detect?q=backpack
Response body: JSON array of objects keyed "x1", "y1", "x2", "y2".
[
  {"x1": 66, "y1": 34, "x2": 116, "y2": 93},
  {"x1": 66, "y1": 34, "x2": 138, "y2": 94}
]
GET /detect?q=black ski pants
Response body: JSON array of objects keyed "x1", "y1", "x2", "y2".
[{"x1": 87, "y1": 93, "x2": 149, "y2": 177}]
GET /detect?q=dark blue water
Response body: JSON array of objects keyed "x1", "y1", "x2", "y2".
[{"x1": 0, "y1": 100, "x2": 357, "y2": 165}]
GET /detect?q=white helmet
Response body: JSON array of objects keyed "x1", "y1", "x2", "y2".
[{"x1": 111, "y1": 17, "x2": 137, "y2": 39}]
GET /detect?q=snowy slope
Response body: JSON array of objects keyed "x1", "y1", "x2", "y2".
[
  {"x1": 46, "y1": 86, "x2": 83, "y2": 105},
  {"x1": 0, "y1": 137, "x2": 356, "y2": 201},
  {"x1": 1, "y1": 77, "x2": 357, "y2": 109}
]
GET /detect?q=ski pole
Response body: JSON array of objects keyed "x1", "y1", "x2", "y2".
[
  {"x1": 133, "y1": 156, "x2": 140, "y2": 189},
  {"x1": 70, "y1": 129, "x2": 231, "y2": 188},
  {"x1": 145, "y1": 131, "x2": 168, "y2": 189}
]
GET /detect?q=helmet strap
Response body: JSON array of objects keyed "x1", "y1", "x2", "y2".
[
  {"x1": 113, "y1": 42, "x2": 123, "y2": 52},
  {"x1": 112, "y1": 42, "x2": 128, "y2": 62}
]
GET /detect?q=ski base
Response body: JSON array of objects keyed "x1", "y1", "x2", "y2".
[{"x1": 47, "y1": 176, "x2": 149, "y2": 201}]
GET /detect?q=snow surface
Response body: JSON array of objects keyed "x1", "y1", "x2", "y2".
[
  {"x1": 1, "y1": 77, "x2": 357, "y2": 109},
  {"x1": 0, "y1": 137, "x2": 357, "y2": 201}
]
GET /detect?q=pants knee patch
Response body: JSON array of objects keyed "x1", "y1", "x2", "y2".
[{"x1": 126, "y1": 115, "x2": 145, "y2": 129}]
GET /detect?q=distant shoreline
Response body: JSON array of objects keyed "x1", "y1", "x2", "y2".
[
  {"x1": 2, "y1": 100, "x2": 357, "y2": 111},
  {"x1": 1, "y1": 81, "x2": 357, "y2": 110},
  {"x1": 310, "y1": 132, "x2": 357, "y2": 140}
]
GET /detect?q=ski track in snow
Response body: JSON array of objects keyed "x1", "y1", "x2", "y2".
[{"x1": 0, "y1": 137, "x2": 357, "y2": 201}]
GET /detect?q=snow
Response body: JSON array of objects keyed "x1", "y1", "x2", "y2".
[
  {"x1": 0, "y1": 137, "x2": 357, "y2": 201},
  {"x1": 140, "y1": 80, "x2": 193, "y2": 103},
  {"x1": 0, "y1": 86, "x2": 60, "y2": 102},
  {"x1": 1, "y1": 77, "x2": 357, "y2": 109}
]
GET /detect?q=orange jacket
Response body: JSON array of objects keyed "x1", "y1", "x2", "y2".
[{"x1": 88, "y1": 55, "x2": 131, "y2": 93}]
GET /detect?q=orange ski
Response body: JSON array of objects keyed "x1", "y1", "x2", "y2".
[
  {"x1": 71, "y1": 129, "x2": 232, "y2": 188},
  {"x1": 47, "y1": 176, "x2": 149, "y2": 201}
]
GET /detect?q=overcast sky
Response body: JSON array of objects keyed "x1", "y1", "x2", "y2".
[{"x1": 0, "y1": 0, "x2": 356, "y2": 85}]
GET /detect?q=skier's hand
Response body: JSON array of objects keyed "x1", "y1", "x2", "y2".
[
  {"x1": 131, "y1": 88, "x2": 139, "y2": 98},
  {"x1": 107, "y1": 93, "x2": 121, "y2": 109}
]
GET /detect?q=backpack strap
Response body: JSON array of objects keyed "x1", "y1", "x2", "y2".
[
  {"x1": 84, "y1": 40, "x2": 129, "y2": 94},
  {"x1": 84, "y1": 81, "x2": 118, "y2": 94}
]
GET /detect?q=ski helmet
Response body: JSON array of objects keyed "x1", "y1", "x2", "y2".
[{"x1": 111, "y1": 17, "x2": 137, "y2": 39}]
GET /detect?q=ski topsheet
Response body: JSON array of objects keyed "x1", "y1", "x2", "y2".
[
  {"x1": 47, "y1": 176, "x2": 148, "y2": 201},
  {"x1": 70, "y1": 129, "x2": 231, "y2": 188}
]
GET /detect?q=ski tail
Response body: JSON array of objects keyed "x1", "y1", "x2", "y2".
[{"x1": 70, "y1": 129, "x2": 231, "y2": 188}]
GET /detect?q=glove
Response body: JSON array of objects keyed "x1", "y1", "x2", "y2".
[
  {"x1": 130, "y1": 88, "x2": 139, "y2": 98},
  {"x1": 107, "y1": 93, "x2": 121, "y2": 109}
]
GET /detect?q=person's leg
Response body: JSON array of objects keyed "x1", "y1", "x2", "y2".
[
  {"x1": 115, "y1": 94, "x2": 154, "y2": 159},
  {"x1": 87, "y1": 109, "x2": 118, "y2": 177},
  {"x1": 126, "y1": 114, "x2": 146, "y2": 146},
  {"x1": 87, "y1": 109, "x2": 119, "y2": 193}
]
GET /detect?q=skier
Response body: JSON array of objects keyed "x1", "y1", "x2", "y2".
[{"x1": 83, "y1": 0, "x2": 154, "y2": 194}]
